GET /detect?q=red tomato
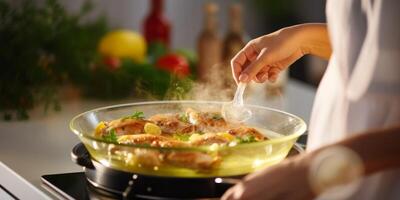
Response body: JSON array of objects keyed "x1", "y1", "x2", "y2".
[
  {"x1": 103, "y1": 56, "x2": 121, "y2": 70},
  {"x1": 156, "y1": 54, "x2": 190, "y2": 77}
]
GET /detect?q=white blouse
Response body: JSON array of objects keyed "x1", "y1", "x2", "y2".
[{"x1": 307, "y1": 0, "x2": 400, "y2": 199}]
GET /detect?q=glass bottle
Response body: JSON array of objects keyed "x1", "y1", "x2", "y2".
[
  {"x1": 222, "y1": 3, "x2": 245, "y2": 90},
  {"x1": 143, "y1": 0, "x2": 171, "y2": 47},
  {"x1": 197, "y1": 2, "x2": 221, "y2": 82},
  {"x1": 222, "y1": 3, "x2": 245, "y2": 62}
]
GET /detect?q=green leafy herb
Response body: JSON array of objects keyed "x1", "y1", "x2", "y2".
[
  {"x1": 123, "y1": 111, "x2": 145, "y2": 120},
  {"x1": 236, "y1": 135, "x2": 257, "y2": 144},
  {"x1": 195, "y1": 130, "x2": 205, "y2": 135},
  {"x1": 0, "y1": 0, "x2": 108, "y2": 120},
  {"x1": 173, "y1": 133, "x2": 190, "y2": 141},
  {"x1": 138, "y1": 143, "x2": 151, "y2": 148},
  {"x1": 211, "y1": 113, "x2": 223, "y2": 120},
  {"x1": 178, "y1": 113, "x2": 189, "y2": 123},
  {"x1": 102, "y1": 129, "x2": 118, "y2": 143}
]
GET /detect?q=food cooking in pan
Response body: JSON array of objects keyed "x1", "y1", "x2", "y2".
[{"x1": 94, "y1": 108, "x2": 268, "y2": 170}]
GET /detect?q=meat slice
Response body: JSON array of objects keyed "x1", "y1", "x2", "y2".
[
  {"x1": 185, "y1": 108, "x2": 229, "y2": 132},
  {"x1": 134, "y1": 149, "x2": 163, "y2": 167},
  {"x1": 189, "y1": 133, "x2": 232, "y2": 146},
  {"x1": 95, "y1": 118, "x2": 149, "y2": 137},
  {"x1": 166, "y1": 151, "x2": 220, "y2": 170},
  {"x1": 148, "y1": 113, "x2": 195, "y2": 135},
  {"x1": 109, "y1": 118, "x2": 149, "y2": 135},
  {"x1": 117, "y1": 134, "x2": 188, "y2": 148},
  {"x1": 228, "y1": 126, "x2": 266, "y2": 141}
]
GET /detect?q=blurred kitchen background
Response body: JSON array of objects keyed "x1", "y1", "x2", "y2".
[
  {"x1": 59, "y1": 0, "x2": 328, "y2": 84},
  {"x1": 0, "y1": 0, "x2": 321, "y2": 189},
  {"x1": 0, "y1": 0, "x2": 327, "y2": 121}
]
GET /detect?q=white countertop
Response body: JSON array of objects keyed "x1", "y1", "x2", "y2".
[{"x1": 0, "y1": 79, "x2": 316, "y2": 193}]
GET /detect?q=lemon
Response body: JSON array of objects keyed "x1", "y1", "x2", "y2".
[
  {"x1": 98, "y1": 30, "x2": 147, "y2": 62},
  {"x1": 144, "y1": 123, "x2": 162, "y2": 135},
  {"x1": 217, "y1": 132, "x2": 235, "y2": 141},
  {"x1": 189, "y1": 133, "x2": 202, "y2": 142},
  {"x1": 117, "y1": 135, "x2": 132, "y2": 143},
  {"x1": 95, "y1": 121, "x2": 106, "y2": 136}
]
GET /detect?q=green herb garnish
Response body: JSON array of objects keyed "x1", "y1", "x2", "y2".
[
  {"x1": 211, "y1": 113, "x2": 223, "y2": 120},
  {"x1": 236, "y1": 135, "x2": 257, "y2": 144},
  {"x1": 173, "y1": 133, "x2": 190, "y2": 141},
  {"x1": 178, "y1": 113, "x2": 189, "y2": 123},
  {"x1": 195, "y1": 130, "x2": 205, "y2": 135},
  {"x1": 102, "y1": 129, "x2": 118, "y2": 143},
  {"x1": 122, "y1": 111, "x2": 145, "y2": 120}
]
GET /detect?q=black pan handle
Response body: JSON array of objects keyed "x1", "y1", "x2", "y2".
[{"x1": 71, "y1": 143, "x2": 94, "y2": 169}]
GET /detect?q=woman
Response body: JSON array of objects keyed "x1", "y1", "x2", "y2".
[{"x1": 222, "y1": 0, "x2": 400, "y2": 199}]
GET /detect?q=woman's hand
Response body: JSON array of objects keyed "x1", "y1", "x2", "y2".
[
  {"x1": 231, "y1": 23, "x2": 331, "y2": 84},
  {"x1": 222, "y1": 155, "x2": 314, "y2": 200}
]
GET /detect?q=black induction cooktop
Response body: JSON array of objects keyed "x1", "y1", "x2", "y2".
[
  {"x1": 41, "y1": 172, "x2": 221, "y2": 200},
  {"x1": 42, "y1": 172, "x2": 92, "y2": 200},
  {"x1": 42, "y1": 172, "x2": 165, "y2": 200}
]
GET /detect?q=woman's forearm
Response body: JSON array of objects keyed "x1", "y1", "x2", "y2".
[
  {"x1": 291, "y1": 23, "x2": 332, "y2": 60},
  {"x1": 335, "y1": 125, "x2": 400, "y2": 174},
  {"x1": 298, "y1": 125, "x2": 400, "y2": 195},
  {"x1": 309, "y1": 125, "x2": 400, "y2": 176}
]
